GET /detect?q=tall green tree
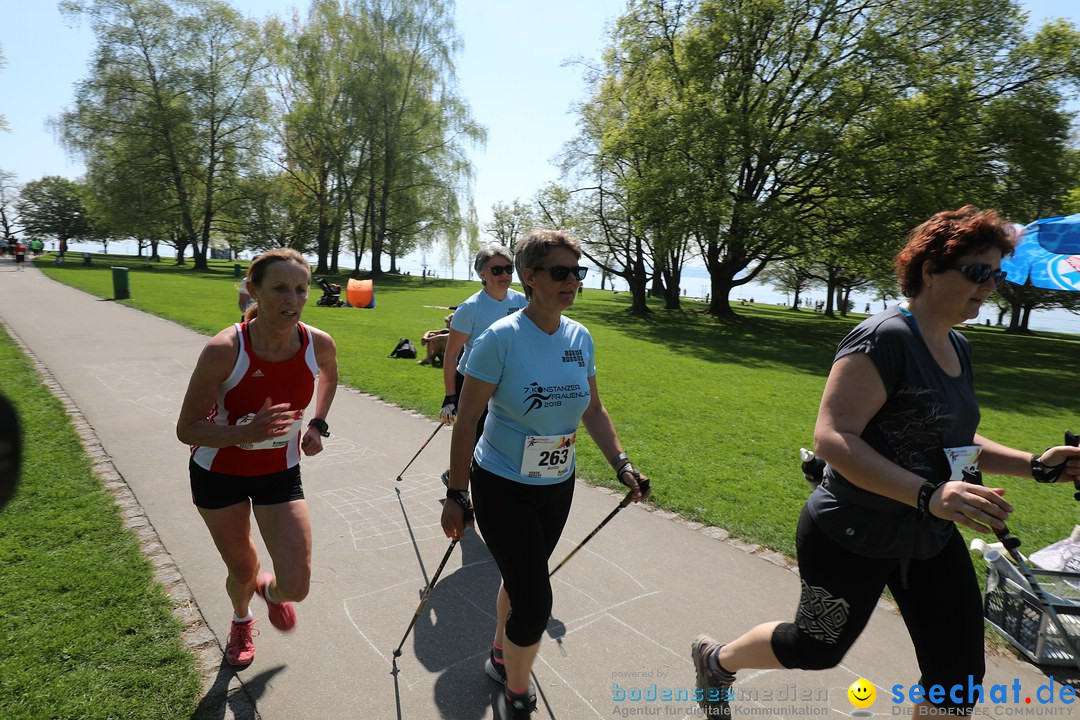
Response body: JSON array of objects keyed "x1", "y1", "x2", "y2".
[
  {"x1": 362, "y1": 0, "x2": 482, "y2": 275},
  {"x1": 485, "y1": 199, "x2": 534, "y2": 249},
  {"x1": 267, "y1": 0, "x2": 482, "y2": 275},
  {"x1": 16, "y1": 176, "x2": 92, "y2": 247},
  {"x1": 59, "y1": 0, "x2": 270, "y2": 268},
  {"x1": 266, "y1": 0, "x2": 370, "y2": 273},
  {"x1": 462, "y1": 203, "x2": 480, "y2": 278},
  {"x1": 570, "y1": 0, "x2": 1080, "y2": 319}
]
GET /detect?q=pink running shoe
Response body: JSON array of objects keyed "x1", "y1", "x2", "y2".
[
  {"x1": 225, "y1": 618, "x2": 257, "y2": 666},
  {"x1": 257, "y1": 573, "x2": 297, "y2": 632}
]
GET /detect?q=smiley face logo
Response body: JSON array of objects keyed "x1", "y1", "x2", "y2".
[{"x1": 848, "y1": 678, "x2": 876, "y2": 708}]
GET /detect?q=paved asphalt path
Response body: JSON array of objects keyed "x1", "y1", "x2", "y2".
[{"x1": 0, "y1": 261, "x2": 1066, "y2": 719}]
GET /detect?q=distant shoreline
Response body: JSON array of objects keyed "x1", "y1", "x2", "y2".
[{"x1": 54, "y1": 239, "x2": 1079, "y2": 336}]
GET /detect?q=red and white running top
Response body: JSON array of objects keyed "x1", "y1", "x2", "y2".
[{"x1": 190, "y1": 321, "x2": 318, "y2": 476}]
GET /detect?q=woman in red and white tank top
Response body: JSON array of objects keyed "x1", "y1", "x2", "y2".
[{"x1": 177, "y1": 249, "x2": 338, "y2": 667}]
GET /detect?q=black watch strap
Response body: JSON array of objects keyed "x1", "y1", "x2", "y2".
[
  {"x1": 1032, "y1": 452, "x2": 1064, "y2": 483},
  {"x1": 308, "y1": 417, "x2": 330, "y2": 437},
  {"x1": 446, "y1": 488, "x2": 471, "y2": 513}
]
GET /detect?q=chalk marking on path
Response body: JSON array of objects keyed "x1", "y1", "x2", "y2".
[
  {"x1": 316, "y1": 482, "x2": 447, "y2": 550},
  {"x1": 558, "y1": 590, "x2": 661, "y2": 633},
  {"x1": 534, "y1": 653, "x2": 606, "y2": 719},
  {"x1": 343, "y1": 600, "x2": 390, "y2": 663}
]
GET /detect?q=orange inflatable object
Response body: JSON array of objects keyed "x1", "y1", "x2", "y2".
[{"x1": 346, "y1": 278, "x2": 375, "y2": 308}]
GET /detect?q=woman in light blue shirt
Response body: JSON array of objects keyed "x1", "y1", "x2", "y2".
[
  {"x1": 438, "y1": 244, "x2": 526, "y2": 483},
  {"x1": 440, "y1": 229, "x2": 649, "y2": 720}
]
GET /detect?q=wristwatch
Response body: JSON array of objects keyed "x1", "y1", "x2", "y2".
[
  {"x1": 446, "y1": 487, "x2": 471, "y2": 513},
  {"x1": 308, "y1": 417, "x2": 330, "y2": 437}
]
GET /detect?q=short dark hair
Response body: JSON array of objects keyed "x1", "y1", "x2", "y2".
[{"x1": 894, "y1": 206, "x2": 1015, "y2": 297}]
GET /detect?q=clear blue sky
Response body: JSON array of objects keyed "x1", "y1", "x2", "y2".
[
  {"x1": 1, "y1": 0, "x2": 1077, "y2": 235},
  {"x1": 0, "y1": 0, "x2": 625, "y2": 233}
]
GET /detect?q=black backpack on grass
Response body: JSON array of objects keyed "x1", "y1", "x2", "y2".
[{"x1": 389, "y1": 338, "x2": 417, "y2": 359}]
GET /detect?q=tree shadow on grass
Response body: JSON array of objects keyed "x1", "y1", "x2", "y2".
[
  {"x1": 571, "y1": 299, "x2": 1080, "y2": 419},
  {"x1": 572, "y1": 301, "x2": 849, "y2": 377}
]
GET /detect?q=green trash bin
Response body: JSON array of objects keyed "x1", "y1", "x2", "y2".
[
  {"x1": 233, "y1": 263, "x2": 243, "y2": 278},
  {"x1": 111, "y1": 267, "x2": 131, "y2": 300}
]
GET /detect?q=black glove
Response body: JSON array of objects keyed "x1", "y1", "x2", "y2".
[
  {"x1": 1032, "y1": 452, "x2": 1066, "y2": 483},
  {"x1": 440, "y1": 394, "x2": 458, "y2": 423}
]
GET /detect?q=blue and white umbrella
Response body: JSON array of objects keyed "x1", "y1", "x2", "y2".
[
  {"x1": 1024, "y1": 213, "x2": 1080, "y2": 255},
  {"x1": 1002, "y1": 222, "x2": 1080, "y2": 291}
]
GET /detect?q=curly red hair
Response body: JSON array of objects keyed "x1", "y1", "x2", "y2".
[{"x1": 894, "y1": 206, "x2": 1015, "y2": 297}]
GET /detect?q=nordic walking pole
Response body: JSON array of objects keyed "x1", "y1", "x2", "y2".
[
  {"x1": 392, "y1": 537, "x2": 459, "y2": 659},
  {"x1": 395, "y1": 423, "x2": 443, "y2": 482},
  {"x1": 549, "y1": 478, "x2": 649, "y2": 578}
]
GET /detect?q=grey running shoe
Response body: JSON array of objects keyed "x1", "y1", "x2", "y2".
[
  {"x1": 497, "y1": 690, "x2": 536, "y2": 719},
  {"x1": 441, "y1": 469, "x2": 450, "y2": 487},
  {"x1": 485, "y1": 648, "x2": 536, "y2": 700},
  {"x1": 691, "y1": 634, "x2": 734, "y2": 718},
  {"x1": 485, "y1": 647, "x2": 506, "y2": 684}
]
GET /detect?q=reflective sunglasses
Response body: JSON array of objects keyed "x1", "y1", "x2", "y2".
[
  {"x1": 947, "y1": 263, "x2": 1007, "y2": 285},
  {"x1": 537, "y1": 265, "x2": 588, "y2": 282},
  {"x1": 487, "y1": 264, "x2": 514, "y2": 276}
]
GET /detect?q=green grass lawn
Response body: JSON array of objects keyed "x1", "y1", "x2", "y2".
[
  {"x1": 0, "y1": 323, "x2": 200, "y2": 719},
  {"x1": 35, "y1": 254, "x2": 1080, "y2": 560}
]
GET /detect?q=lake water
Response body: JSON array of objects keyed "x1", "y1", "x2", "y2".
[{"x1": 57, "y1": 239, "x2": 1080, "y2": 336}]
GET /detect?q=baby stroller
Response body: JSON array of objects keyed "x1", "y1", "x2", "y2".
[{"x1": 316, "y1": 277, "x2": 345, "y2": 307}]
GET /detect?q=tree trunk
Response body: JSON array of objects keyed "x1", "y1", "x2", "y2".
[
  {"x1": 627, "y1": 272, "x2": 649, "y2": 313},
  {"x1": 663, "y1": 270, "x2": 681, "y2": 310},
  {"x1": 650, "y1": 271, "x2": 665, "y2": 298},
  {"x1": 822, "y1": 278, "x2": 837, "y2": 318},
  {"x1": 1007, "y1": 299, "x2": 1023, "y2": 332},
  {"x1": 706, "y1": 274, "x2": 737, "y2": 319},
  {"x1": 330, "y1": 209, "x2": 342, "y2": 274}
]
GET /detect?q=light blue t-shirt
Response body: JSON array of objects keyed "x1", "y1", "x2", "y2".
[
  {"x1": 465, "y1": 311, "x2": 596, "y2": 486},
  {"x1": 451, "y1": 287, "x2": 527, "y2": 374}
]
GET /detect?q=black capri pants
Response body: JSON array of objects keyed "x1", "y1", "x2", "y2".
[
  {"x1": 471, "y1": 462, "x2": 575, "y2": 647},
  {"x1": 772, "y1": 506, "x2": 984, "y2": 714}
]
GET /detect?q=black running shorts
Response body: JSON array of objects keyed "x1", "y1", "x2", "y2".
[{"x1": 189, "y1": 458, "x2": 304, "y2": 509}]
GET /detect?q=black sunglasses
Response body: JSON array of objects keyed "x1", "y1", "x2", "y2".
[
  {"x1": 537, "y1": 265, "x2": 588, "y2": 282},
  {"x1": 947, "y1": 263, "x2": 1007, "y2": 285},
  {"x1": 487, "y1": 264, "x2": 514, "y2": 276}
]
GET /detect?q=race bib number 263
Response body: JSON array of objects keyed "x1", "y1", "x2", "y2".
[{"x1": 520, "y1": 433, "x2": 576, "y2": 479}]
